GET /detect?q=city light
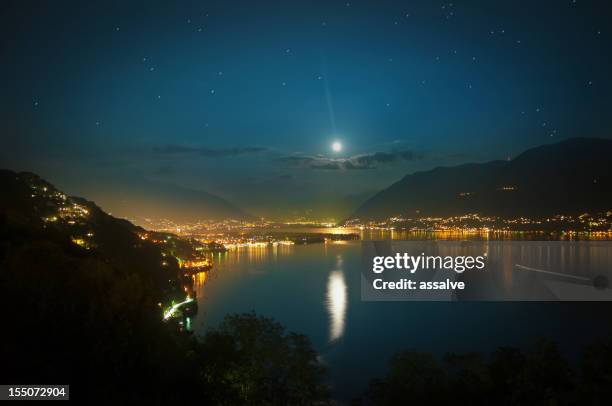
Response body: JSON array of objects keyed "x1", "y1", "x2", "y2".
[{"x1": 163, "y1": 297, "x2": 194, "y2": 320}]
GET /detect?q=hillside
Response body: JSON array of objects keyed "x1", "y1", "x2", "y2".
[
  {"x1": 0, "y1": 169, "x2": 328, "y2": 403},
  {"x1": 0, "y1": 169, "x2": 201, "y2": 400}
]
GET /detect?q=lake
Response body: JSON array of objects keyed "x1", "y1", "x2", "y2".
[{"x1": 192, "y1": 239, "x2": 612, "y2": 400}]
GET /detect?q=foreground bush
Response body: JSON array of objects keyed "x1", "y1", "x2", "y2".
[{"x1": 356, "y1": 338, "x2": 612, "y2": 406}]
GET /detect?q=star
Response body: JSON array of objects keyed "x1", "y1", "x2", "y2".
[{"x1": 210, "y1": 89, "x2": 215, "y2": 94}]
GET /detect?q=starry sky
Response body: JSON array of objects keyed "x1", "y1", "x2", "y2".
[{"x1": 1, "y1": 0, "x2": 611, "y2": 220}]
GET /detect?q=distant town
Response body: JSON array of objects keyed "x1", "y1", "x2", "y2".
[
  {"x1": 131, "y1": 210, "x2": 612, "y2": 245},
  {"x1": 345, "y1": 212, "x2": 612, "y2": 238}
]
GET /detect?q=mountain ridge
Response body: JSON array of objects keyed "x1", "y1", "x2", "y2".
[
  {"x1": 349, "y1": 138, "x2": 612, "y2": 221},
  {"x1": 22, "y1": 171, "x2": 254, "y2": 222}
]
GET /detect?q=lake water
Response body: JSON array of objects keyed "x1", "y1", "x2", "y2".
[{"x1": 193, "y1": 240, "x2": 612, "y2": 400}]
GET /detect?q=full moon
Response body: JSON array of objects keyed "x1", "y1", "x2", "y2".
[{"x1": 332, "y1": 141, "x2": 342, "y2": 152}]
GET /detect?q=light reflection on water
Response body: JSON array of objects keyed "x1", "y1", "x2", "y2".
[
  {"x1": 212, "y1": 244, "x2": 295, "y2": 266},
  {"x1": 199, "y1": 244, "x2": 349, "y2": 343},
  {"x1": 326, "y1": 255, "x2": 348, "y2": 342},
  {"x1": 193, "y1": 238, "x2": 612, "y2": 400},
  {"x1": 193, "y1": 269, "x2": 208, "y2": 288}
]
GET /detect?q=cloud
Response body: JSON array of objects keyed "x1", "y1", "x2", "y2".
[
  {"x1": 280, "y1": 150, "x2": 422, "y2": 170},
  {"x1": 153, "y1": 144, "x2": 268, "y2": 157},
  {"x1": 280, "y1": 156, "x2": 316, "y2": 165}
]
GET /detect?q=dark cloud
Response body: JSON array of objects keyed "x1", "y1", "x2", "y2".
[
  {"x1": 315, "y1": 162, "x2": 344, "y2": 170},
  {"x1": 153, "y1": 145, "x2": 268, "y2": 157},
  {"x1": 342, "y1": 161, "x2": 370, "y2": 170},
  {"x1": 280, "y1": 156, "x2": 316, "y2": 165},
  {"x1": 280, "y1": 150, "x2": 422, "y2": 170},
  {"x1": 353, "y1": 152, "x2": 396, "y2": 166}
]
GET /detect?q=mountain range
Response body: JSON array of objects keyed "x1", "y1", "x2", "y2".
[
  {"x1": 64, "y1": 173, "x2": 252, "y2": 222},
  {"x1": 350, "y1": 138, "x2": 612, "y2": 220}
]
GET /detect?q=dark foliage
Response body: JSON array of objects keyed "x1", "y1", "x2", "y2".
[
  {"x1": 356, "y1": 338, "x2": 612, "y2": 405},
  {"x1": 197, "y1": 313, "x2": 329, "y2": 405}
]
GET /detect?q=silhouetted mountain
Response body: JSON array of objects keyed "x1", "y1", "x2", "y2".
[
  {"x1": 0, "y1": 169, "x2": 187, "y2": 298},
  {"x1": 350, "y1": 138, "x2": 612, "y2": 220},
  {"x1": 69, "y1": 173, "x2": 252, "y2": 222}
]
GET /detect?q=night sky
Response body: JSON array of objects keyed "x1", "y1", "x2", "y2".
[{"x1": 2, "y1": 0, "x2": 611, "y2": 220}]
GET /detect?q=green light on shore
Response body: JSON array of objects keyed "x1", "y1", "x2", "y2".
[{"x1": 163, "y1": 297, "x2": 194, "y2": 320}]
